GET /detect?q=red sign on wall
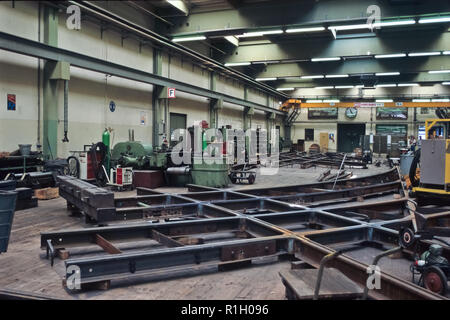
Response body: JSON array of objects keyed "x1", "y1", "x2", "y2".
[{"x1": 168, "y1": 88, "x2": 176, "y2": 98}]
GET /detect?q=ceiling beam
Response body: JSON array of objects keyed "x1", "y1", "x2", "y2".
[
  {"x1": 253, "y1": 55, "x2": 450, "y2": 79},
  {"x1": 224, "y1": 30, "x2": 450, "y2": 63},
  {"x1": 167, "y1": 0, "x2": 449, "y2": 36},
  {"x1": 166, "y1": 1, "x2": 189, "y2": 16},
  {"x1": 275, "y1": 72, "x2": 450, "y2": 89},
  {"x1": 0, "y1": 31, "x2": 285, "y2": 115}
]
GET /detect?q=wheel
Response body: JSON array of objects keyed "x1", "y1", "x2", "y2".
[
  {"x1": 423, "y1": 266, "x2": 448, "y2": 295},
  {"x1": 399, "y1": 228, "x2": 416, "y2": 248},
  {"x1": 248, "y1": 174, "x2": 255, "y2": 185},
  {"x1": 230, "y1": 175, "x2": 237, "y2": 184}
]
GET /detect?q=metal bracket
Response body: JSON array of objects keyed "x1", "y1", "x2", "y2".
[{"x1": 46, "y1": 239, "x2": 55, "y2": 267}]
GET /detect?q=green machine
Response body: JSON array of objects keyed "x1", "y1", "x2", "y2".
[
  {"x1": 167, "y1": 123, "x2": 230, "y2": 188},
  {"x1": 110, "y1": 130, "x2": 168, "y2": 170}
]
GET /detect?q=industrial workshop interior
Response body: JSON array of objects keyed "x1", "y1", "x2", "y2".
[{"x1": 1, "y1": 0, "x2": 450, "y2": 308}]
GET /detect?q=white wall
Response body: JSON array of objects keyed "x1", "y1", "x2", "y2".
[{"x1": 0, "y1": 2, "x2": 280, "y2": 158}]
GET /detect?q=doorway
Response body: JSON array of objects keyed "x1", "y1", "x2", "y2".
[
  {"x1": 337, "y1": 123, "x2": 366, "y2": 153},
  {"x1": 169, "y1": 112, "x2": 187, "y2": 145}
]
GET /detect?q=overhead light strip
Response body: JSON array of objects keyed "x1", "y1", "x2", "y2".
[
  {"x1": 286, "y1": 26, "x2": 326, "y2": 33},
  {"x1": 419, "y1": 16, "x2": 450, "y2": 24},
  {"x1": 376, "y1": 72, "x2": 400, "y2": 76},
  {"x1": 172, "y1": 36, "x2": 206, "y2": 42},
  {"x1": 408, "y1": 52, "x2": 441, "y2": 57},
  {"x1": 311, "y1": 57, "x2": 341, "y2": 62},
  {"x1": 224, "y1": 62, "x2": 251, "y2": 67},
  {"x1": 375, "y1": 53, "x2": 406, "y2": 59}
]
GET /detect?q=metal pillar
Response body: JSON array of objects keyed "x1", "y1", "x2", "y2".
[
  {"x1": 209, "y1": 72, "x2": 221, "y2": 129},
  {"x1": 152, "y1": 49, "x2": 167, "y2": 147},
  {"x1": 42, "y1": 6, "x2": 58, "y2": 160},
  {"x1": 243, "y1": 86, "x2": 252, "y2": 131}
]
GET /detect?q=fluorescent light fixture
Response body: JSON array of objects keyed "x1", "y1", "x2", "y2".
[
  {"x1": 372, "y1": 20, "x2": 416, "y2": 27},
  {"x1": 398, "y1": 83, "x2": 419, "y2": 87},
  {"x1": 255, "y1": 77, "x2": 277, "y2": 81},
  {"x1": 276, "y1": 87, "x2": 294, "y2": 91},
  {"x1": 432, "y1": 99, "x2": 450, "y2": 102},
  {"x1": 443, "y1": 82, "x2": 450, "y2": 85},
  {"x1": 286, "y1": 26, "x2": 326, "y2": 33},
  {"x1": 315, "y1": 86, "x2": 334, "y2": 89},
  {"x1": 224, "y1": 62, "x2": 251, "y2": 67},
  {"x1": 376, "y1": 99, "x2": 393, "y2": 103},
  {"x1": 252, "y1": 60, "x2": 281, "y2": 64},
  {"x1": 311, "y1": 57, "x2": 341, "y2": 62},
  {"x1": 375, "y1": 53, "x2": 406, "y2": 59},
  {"x1": 355, "y1": 85, "x2": 365, "y2": 88},
  {"x1": 408, "y1": 52, "x2": 441, "y2": 57},
  {"x1": 325, "y1": 74, "x2": 349, "y2": 78},
  {"x1": 412, "y1": 99, "x2": 430, "y2": 102},
  {"x1": 323, "y1": 99, "x2": 340, "y2": 103},
  {"x1": 335, "y1": 85, "x2": 354, "y2": 89},
  {"x1": 376, "y1": 84, "x2": 397, "y2": 87},
  {"x1": 429, "y1": 70, "x2": 450, "y2": 74},
  {"x1": 306, "y1": 100, "x2": 323, "y2": 103},
  {"x1": 376, "y1": 72, "x2": 400, "y2": 76},
  {"x1": 172, "y1": 36, "x2": 206, "y2": 42},
  {"x1": 328, "y1": 24, "x2": 371, "y2": 31},
  {"x1": 444, "y1": 51, "x2": 450, "y2": 55},
  {"x1": 237, "y1": 29, "x2": 283, "y2": 38},
  {"x1": 419, "y1": 16, "x2": 450, "y2": 24},
  {"x1": 301, "y1": 75, "x2": 324, "y2": 79}
]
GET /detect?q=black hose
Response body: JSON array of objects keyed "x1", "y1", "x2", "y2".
[{"x1": 409, "y1": 149, "x2": 421, "y2": 188}]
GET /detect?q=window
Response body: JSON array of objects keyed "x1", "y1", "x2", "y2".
[{"x1": 305, "y1": 128, "x2": 314, "y2": 141}]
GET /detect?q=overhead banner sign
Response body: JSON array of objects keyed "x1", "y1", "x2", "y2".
[{"x1": 353, "y1": 102, "x2": 384, "y2": 108}]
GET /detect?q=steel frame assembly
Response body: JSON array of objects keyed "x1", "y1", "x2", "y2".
[{"x1": 41, "y1": 168, "x2": 450, "y2": 299}]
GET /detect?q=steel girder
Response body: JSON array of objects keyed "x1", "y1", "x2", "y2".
[
  {"x1": 167, "y1": 0, "x2": 450, "y2": 36},
  {"x1": 0, "y1": 31, "x2": 285, "y2": 116},
  {"x1": 254, "y1": 56, "x2": 450, "y2": 80},
  {"x1": 40, "y1": 168, "x2": 450, "y2": 299},
  {"x1": 225, "y1": 31, "x2": 450, "y2": 64}
]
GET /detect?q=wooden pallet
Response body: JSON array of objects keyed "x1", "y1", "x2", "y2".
[{"x1": 34, "y1": 187, "x2": 59, "y2": 200}]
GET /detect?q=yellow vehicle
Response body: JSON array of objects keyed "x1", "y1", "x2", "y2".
[{"x1": 410, "y1": 119, "x2": 450, "y2": 205}]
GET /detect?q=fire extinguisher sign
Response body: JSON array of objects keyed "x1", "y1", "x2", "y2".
[{"x1": 168, "y1": 88, "x2": 176, "y2": 98}]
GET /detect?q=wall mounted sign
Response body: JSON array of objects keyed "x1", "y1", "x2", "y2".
[
  {"x1": 376, "y1": 107, "x2": 408, "y2": 120},
  {"x1": 308, "y1": 107, "x2": 338, "y2": 119},
  {"x1": 140, "y1": 111, "x2": 147, "y2": 126},
  {"x1": 7, "y1": 94, "x2": 16, "y2": 111},
  {"x1": 109, "y1": 100, "x2": 116, "y2": 112},
  {"x1": 168, "y1": 88, "x2": 176, "y2": 98}
]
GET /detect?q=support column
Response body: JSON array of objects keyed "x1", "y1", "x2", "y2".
[
  {"x1": 43, "y1": 6, "x2": 59, "y2": 160},
  {"x1": 243, "y1": 86, "x2": 252, "y2": 130},
  {"x1": 209, "y1": 72, "x2": 221, "y2": 129},
  {"x1": 152, "y1": 49, "x2": 168, "y2": 147}
]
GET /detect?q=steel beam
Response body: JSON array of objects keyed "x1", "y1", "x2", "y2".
[
  {"x1": 42, "y1": 6, "x2": 59, "y2": 160},
  {"x1": 168, "y1": 0, "x2": 449, "y2": 35},
  {"x1": 276, "y1": 73, "x2": 450, "y2": 89},
  {"x1": 255, "y1": 55, "x2": 450, "y2": 79},
  {"x1": 0, "y1": 31, "x2": 285, "y2": 115},
  {"x1": 225, "y1": 31, "x2": 450, "y2": 64}
]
